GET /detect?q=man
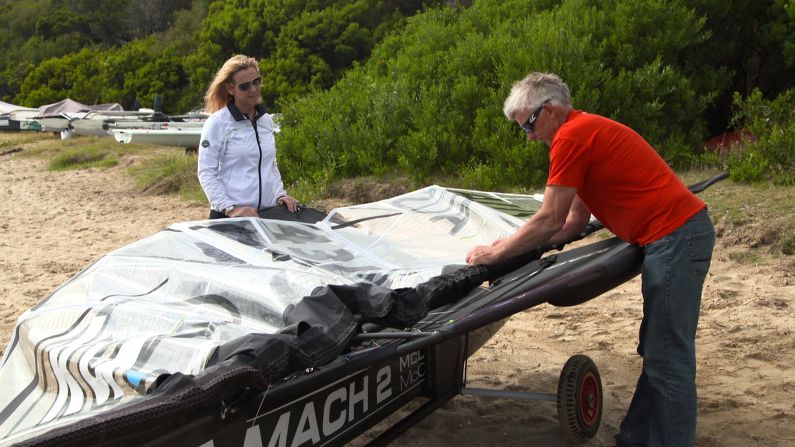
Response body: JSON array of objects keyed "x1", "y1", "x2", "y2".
[{"x1": 466, "y1": 72, "x2": 715, "y2": 447}]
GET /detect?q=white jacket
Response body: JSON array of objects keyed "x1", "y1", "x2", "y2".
[{"x1": 197, "y1": 103, "x2": 287, "y2": 212}]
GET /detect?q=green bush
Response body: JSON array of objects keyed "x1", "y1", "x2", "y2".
[
  {"x1": 729, "y1": 89, "x2": 795, "y2": 185},
  {"x1": 278, "y1": 0, "x2": 718, "y2": 191}
]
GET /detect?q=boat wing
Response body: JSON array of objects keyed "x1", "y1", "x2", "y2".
[
  {"x1": 0, "y1": 173, "x2": 727, "y2": 446},
  {"x1": 0, "y1": 185, "x2": 548, "y2": 444}
]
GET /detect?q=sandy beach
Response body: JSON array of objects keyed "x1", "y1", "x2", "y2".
[{"x1": 1, "y1": 145, "x2": 793, "y2": 446}]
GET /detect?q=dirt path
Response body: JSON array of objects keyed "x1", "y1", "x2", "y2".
[{"x1": 1, "y1": 148, "x2": 793, "y2": 446}]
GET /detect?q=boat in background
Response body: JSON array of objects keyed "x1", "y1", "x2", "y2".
[
  {"x1": 111, "y1": 126, "x2": 203, "y2": 149},
  {"x1": 35, "y1": 113, "x2": 88, "y2": 133},
  {"x1": 108, "y1": 111, "x2": 207, "y2": 148},
  {"x1": 1, "y1": 102, "x2": 39, "y2": 131},
  {"x1": 37, "y1": 98, "x2": 123, "y2": 116},
  {"x1": 30, "y1": 99, "x2": 124, "y2": 134},
  {"x1": 70, "y1": 109, "x2": 159, "y2": 137},
  {"x1": 3, "y1": 98, "x2": 208, "y2": 147},
  {"x1": 103, "y1": 112, "x2": 207, "y2": 132}
]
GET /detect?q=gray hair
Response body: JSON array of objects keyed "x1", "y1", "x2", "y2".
[{"x1": 503, "y1": 72, "x2": 571, "y2": 120}]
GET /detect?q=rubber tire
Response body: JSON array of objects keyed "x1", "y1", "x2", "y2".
[{"x1": 557, "y1": 354, "x2": 603, "y2": 442}]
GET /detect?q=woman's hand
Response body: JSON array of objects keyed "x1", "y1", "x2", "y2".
[
  {"x1": 227, "y1": 206, "x2": 258, "y2": 218},
  {"x1": 277, "y1": 195, "x2": 300, "y2": 213}
]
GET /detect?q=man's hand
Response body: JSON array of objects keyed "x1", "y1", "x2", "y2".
[{"x1": 466, "y1": 244, "x2": 499, "y2": 265}]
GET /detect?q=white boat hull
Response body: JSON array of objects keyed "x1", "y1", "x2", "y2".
[
  {"x1": 37, "y1": 117, "x2": 71, "y2": 132},
  {"x1": 106, "y1": 120, "x2": 205, "y2": 131},
  {"x1": 112, "y1": 128, "x2": 202, "y2": 148},
  {"x1": 71, "y1": 119, "x2": 110, "y2": 136},
  {"x1": 36, "y1": 113, "x2": 88, "y2": 132}
]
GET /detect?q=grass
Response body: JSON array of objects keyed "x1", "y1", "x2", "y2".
[
  {"x1": 128, "y1": 152, "x2": 206, "y2": 203},
  {"x1": 49, "y1": 145, "x2": 119, "y2": 170},
  {"x1": 0, "y1": 131, "x2": 45, "y2": 150},
  {"x1": 2, "y1": 131, "x2": 793, "y2": 257},
  {"x1": 680, "y1": 169, "x2": 795, "y2": 259}
]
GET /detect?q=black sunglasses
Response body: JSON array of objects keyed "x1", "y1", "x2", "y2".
[
  {"x1": 519, "y1": 99, "x2": 551, "y2": 133},
  {"x1": 234, "y1": 76, "x2": 262, "y2": 92}
]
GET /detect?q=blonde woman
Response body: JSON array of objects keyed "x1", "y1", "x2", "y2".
[{"x1": 197, "y1": 54, "x2": 298, "y2": 219}]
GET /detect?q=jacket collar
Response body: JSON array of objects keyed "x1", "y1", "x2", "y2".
[{"x1": 227, "y1": 102, "x2": 268, "y2": 122}]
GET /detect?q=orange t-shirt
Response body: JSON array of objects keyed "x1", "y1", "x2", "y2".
[{"x1": 547, "y1": 110, "x2": 705, "y2": 245}]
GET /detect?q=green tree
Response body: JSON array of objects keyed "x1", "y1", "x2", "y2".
[
  {"x1": 681, "y1": 0, "x2": 795, "y2": 134},
  {"x1": 0, "y1": 0, "x2": 197, "y2": 105},
  {"x1": 123, "y1": 50, "x2": 190, "y2": 113},
  {"x1": 186, "y1": 0, "x2": 444, "y2": 110},
  {"x1": 16, "y1": 47, "x2": 104, "y2": 106}
]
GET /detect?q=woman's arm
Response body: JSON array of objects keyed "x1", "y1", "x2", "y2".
[{"x1": 197, "y1": 116, "x2": 235, "y2": 212}]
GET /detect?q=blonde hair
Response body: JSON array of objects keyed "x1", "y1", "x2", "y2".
[
  {"x1": 204, "y1": 55, "x2": 260, "y2": 113},
  {"x1": 503, "y1": 72, "x2": 571, "y2": 120}
]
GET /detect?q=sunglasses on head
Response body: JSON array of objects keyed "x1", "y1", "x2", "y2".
[
  {"x1": 234, "y1": 76, "x2": 262, "y2": 92},
  {"x1": 519, "y1": 99, "x2": 551, "y2": 133}
]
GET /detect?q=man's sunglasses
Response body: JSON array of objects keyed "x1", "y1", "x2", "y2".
[
  {"x1": 234, "y1": 76, "x2": 262, "y2": 92},
  {"x1": 519, "y1": 99, "x2": 551, "y2": 134}
]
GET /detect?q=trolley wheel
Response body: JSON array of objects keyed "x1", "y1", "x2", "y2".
[{"x1": 556, "y1": 354, "x2": 603, "y2": 441}]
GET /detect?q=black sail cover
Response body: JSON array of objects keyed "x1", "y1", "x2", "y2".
[{"x1": 0, "y1": 186, "x2": 557, "y2": 445}]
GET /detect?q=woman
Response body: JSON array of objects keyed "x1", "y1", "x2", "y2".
[{"x1": 197, "y1": 54, "x2": 298, "y2": 219}]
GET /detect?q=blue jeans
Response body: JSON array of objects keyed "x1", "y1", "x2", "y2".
[{"x1": 616, "y1": 208, "x2": 715, "y2": 447}]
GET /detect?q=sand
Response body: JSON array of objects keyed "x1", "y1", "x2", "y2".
[{"x1": 1, "y1": 148, "x2": 793, "y2": 446}]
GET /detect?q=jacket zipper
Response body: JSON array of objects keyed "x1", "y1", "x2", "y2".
[{"x1": 251, "y1": 117, "x2": 263, "y2": 210}]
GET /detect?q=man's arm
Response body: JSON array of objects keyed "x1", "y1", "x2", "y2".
[
  {"x1": 548, "y1": 194, "x2": 591, "y2": 245},
  {"x1": 466, "y1": 185, "x2": 579, "y2": 265}
]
